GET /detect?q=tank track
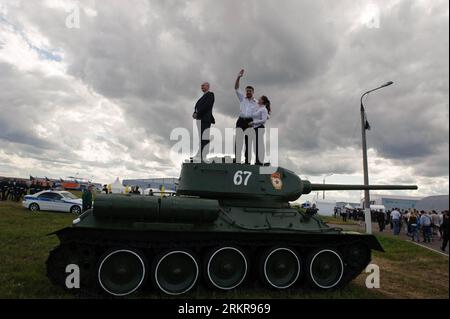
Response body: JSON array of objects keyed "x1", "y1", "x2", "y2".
[{"x1": 46, "y1": 227, "x2": 373, "y2": 297}]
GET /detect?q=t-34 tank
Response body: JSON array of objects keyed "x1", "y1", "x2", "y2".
[{"x1": 46, "y1": 160, "x2": 417, "y2": 296}]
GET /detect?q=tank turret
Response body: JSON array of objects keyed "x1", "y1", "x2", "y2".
[
  {"x1": 46, "y1": 159, "x2": 418, "y2": 297},
  {"x1": 177, "y1": 161, "x2": 417, "y2": 206}
]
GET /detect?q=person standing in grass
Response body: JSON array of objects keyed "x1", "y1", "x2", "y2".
[
  {"x1": 405, "y1": 210, "x2": 412, "y2": 236},
  {"x1": 82, "y1": 185, "x2": 93, "y2": 213},
  {"x1": 438, "y1": 211, "x2": 444, "y2": 239},
  {"x1": 431, "y1": 211, "x2": 440, "y2": 238},
  {"x1": 391, "y1": 208, "x2": 401, "y2": 235},
  {"x1": 342, "y1": 209, "x2": 348, "y2": 222},
  {"x1": 441, "y1": 211, "x2": 449, "y2": 252},
  {"x1": 0, "y1": 179, "x2": 6, "y2": 201},
  {"x1": 409, "y1": 211, "x2": 420, "y2": 242},
  {"x1": 377, "y1": 210, "x2": 386, "y2": 232},
  {"x1": 386, "y1": 210, "x2": 391, "y2": 229},
  {"x1": 428, "y1": 211, "x2": 435, "y2": 241},
  {"x1": 420, "y1": 211, "x2": 432, "y2": 243},
  {"x1": 397, "y1": 210, "x2": 403, "y2": 233}
]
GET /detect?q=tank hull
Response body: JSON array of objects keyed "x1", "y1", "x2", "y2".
[
  {"x1": 47, "y1": 205, "x2": 382, "y2": 296},
  {"x1": 44, "y1": 160, "x2": 408, "y2": 297}
]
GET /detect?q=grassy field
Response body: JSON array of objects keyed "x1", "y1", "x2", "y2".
[
  {"x1": 319, "y1": 215, "x2": 359, "y2": 225},
  {"x1": 0, "y1": 200, "x2": 448, "y2": 299}
]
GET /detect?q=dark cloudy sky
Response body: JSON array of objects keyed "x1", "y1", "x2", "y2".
[{"x1": 0, "y1": 0, "x2": 448, "y2": 202}]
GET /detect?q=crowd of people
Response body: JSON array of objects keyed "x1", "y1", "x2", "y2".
[
  {"x1": 0, "y1": 178, "x2": 50, "y2": 202},
  {"x1": 334, "y1": 206, "x2": 449, "y2": 252},
  {"x1": 374, "y1": 208, "x2": 449, "y2": 251},
  {"x1": 334, "y1": 207, "x2": 366, "y2": 223}
]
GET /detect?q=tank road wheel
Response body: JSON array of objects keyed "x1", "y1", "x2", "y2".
[
  {"x1": 206, "y1": 246, "x2": 248, "y2": 290},
  {"x1": 307, "y1": 249, "x2": 344, "y2": 289},
  {"x1": 261, "y1": 247, "x2": 301, "y2": 289},
  {"x1": 98, "y1": 249, "x2": 146, "y2": 297},
  {"x1": 153, "y1": 250, "x2": 199, "y2": 295}
]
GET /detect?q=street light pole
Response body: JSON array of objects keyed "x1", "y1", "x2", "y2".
[
  {"x1": 360, "y1": 104, "x2": 370, "y2": 209},
  {"x1": 360, "y1": 81, "x2": 393, "y2": 234}
]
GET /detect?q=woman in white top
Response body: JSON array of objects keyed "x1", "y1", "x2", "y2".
[{"x1": 249, "y1": 96, "x2": 271, "y2": 165}]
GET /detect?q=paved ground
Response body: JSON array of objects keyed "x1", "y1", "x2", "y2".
[{"x1": 329, "y1": 221, "x2": 449, "y2": 257}]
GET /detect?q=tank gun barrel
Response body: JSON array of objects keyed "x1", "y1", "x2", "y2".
[{"x1": 301, "y1": 181, "x2": 418, "y2": 194}]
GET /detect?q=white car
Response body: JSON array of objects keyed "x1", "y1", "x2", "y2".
[{"x1": 22, "y1": 190, "x2": 83, "y2": 215}]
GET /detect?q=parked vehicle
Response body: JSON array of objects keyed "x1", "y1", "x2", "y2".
[{"x1": 22, "y1": 190, "x2": 82, "y2": 215}]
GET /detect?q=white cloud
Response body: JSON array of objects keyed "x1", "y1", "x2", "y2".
[{"x1": 0, "y1": 0, "x2": 448, "y2": 201}]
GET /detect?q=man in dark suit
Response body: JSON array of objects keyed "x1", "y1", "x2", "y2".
[{"x1": 193, "y1": 82, "x2": 215, "y2": 161}]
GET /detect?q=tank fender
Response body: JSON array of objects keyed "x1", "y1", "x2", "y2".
[{"x1": 344, "y1": 233, "x2": 384, "y2": 252}]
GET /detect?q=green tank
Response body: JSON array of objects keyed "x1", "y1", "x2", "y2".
[{"x1": 46, "y1": 160, "x2": 417, "y2": 296}]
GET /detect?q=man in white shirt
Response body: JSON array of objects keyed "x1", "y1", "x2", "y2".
[
  {"x1": 391, "y1": 208, "x2": 401, "y2": 235},
  {"x1": 234, "y1": 69, "x2": 258, "y2": 164}
]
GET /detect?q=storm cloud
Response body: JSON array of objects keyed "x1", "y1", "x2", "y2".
[{"x1": 0, "y1": 0, "x2": 448, "y2": 201}]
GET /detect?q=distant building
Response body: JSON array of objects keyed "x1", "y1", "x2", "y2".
[
  {"x1": 336, "y1": 201, "x2": 361, "y2": 209},
  {"x1": 313, "y1": 199, "x2": 337, "y2": 216},
  {"x1": 415, "y1": 195, "x2": 449, "y2": 212},
  {"x1": 361, "y1": 194, "x2": 423, "y2": 210},
  {"x1": 122, "y1": 178, "x2": 178, "y2": 191}
]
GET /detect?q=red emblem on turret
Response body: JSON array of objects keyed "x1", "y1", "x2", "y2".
[{"x1": 270, "y1": 172, "x2": 283, "y2": 190}]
